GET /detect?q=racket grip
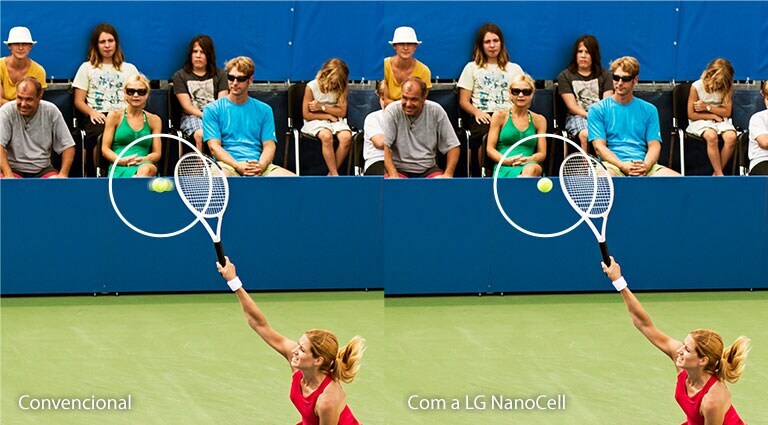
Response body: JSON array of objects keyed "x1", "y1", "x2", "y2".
[
  {"x1": 599, "y1": 242, "x2": 611, "y2": 266},
  {"x1": 214, "y1": 241, "x2": 226, "y2": 267}
]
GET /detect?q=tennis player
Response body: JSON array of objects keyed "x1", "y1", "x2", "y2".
[
  {"x1": 603, "y1": 256, "x2": 750, "y2": 424},
  {"x1": 217, "y1": 257, "x2": 365, "y2": 425}
]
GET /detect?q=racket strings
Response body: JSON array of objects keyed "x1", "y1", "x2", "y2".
[
  {"x1": 177, "y1": 156, "x2": 227, "y2": 216},
  {"x1": 561, "y1": 156, "x2": 612, "y2": 216}
]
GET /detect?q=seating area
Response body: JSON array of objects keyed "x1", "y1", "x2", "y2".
[{"x1": 41, "y1": 81, "x2": 765, "y2": 178}]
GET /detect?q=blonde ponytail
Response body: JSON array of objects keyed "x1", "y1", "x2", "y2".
[
  {"x1": 333, "y1": 336, "x2": 366, "y2": 384},
  {"x1": 718, "y1": 336, "x2": 751, "y2": 384}
]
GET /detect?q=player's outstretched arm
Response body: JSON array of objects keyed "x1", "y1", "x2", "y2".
[
  {"x1": 602, "y1": 257, "x2": 681, "y2": 363},
  {"x1": 217, "y1": 257, "x2": 297, "y2": 362}
]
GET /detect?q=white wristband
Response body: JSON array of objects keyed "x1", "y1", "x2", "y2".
[
  {"x1": 612, "y1": 277, "x2": 628, "y2": 292},
  {"x1": 227, "y1": 277, "x2": 243, "y2": 292}
]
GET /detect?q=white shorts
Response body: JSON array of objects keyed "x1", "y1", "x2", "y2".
[
  {"x1": 686, "y1": 119, "x2": 736, "y2": 137},
  {"x1": 301, "y1": 119, "x2": 351, "y2": 137}
]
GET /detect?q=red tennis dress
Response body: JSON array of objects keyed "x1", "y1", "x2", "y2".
[
  {"x1": 289, "y1": 371, "x2": 360, "y2": 425},
  {"x1": 674, "y1": 370, "x2": 744, "y2": 425}
]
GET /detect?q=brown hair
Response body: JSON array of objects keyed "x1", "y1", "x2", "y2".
[
  {"x1": 472, "y1": 23, "x2": 509, "y2": 70},
  {"x1": 690, "y1": 329, "x2": 750, "y2": 384},
  {"x1": 305, "y1": 329, "x2": 366, "y2": 384},
  {"x1": 403, "y1": 76, "x2": 427, "y2": 97},
  {"x1": 701, "y1": 58, "x2": 734, "y2": 104},
  {"x1": 316, "y1": 58, "x2": 349, "y2": 99},
  {"x1": 88, "y1": 23, "x2": 125, "y2": 70},
  {"x1": 183, "y1": 34, "x2": 218, "y2": 78},
  {"x1": 567, "y1": 35, "x2": 603, "y2": 76},
  {"x1": 17, "y1": 76, "x2": 43, "y2": 97}
]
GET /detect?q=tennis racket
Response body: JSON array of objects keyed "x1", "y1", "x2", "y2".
[
  {"x1": 174, "y1": 152, "x2": 230, "y2": 265},
  {"x1": 558, "y1": 152, "x2": 615, "y2": 265}
]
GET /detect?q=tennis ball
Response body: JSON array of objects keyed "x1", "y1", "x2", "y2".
[
  {"x1": 537, "y1": 177, "x2": 553, "y2": 193},
  {"x1": 161, "y1": 178, "x2": 174, "y2": 192},
  {"x1": 149, "y1": 178, "x2": 164, "y2": 192}
]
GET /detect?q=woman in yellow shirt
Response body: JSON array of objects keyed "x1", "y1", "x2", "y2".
[
  {"x1": 1, "y1": 26, "x2": 47, "y2": 105},
  {"x1": 383, "y1": 26, "x2": 431, "y2": 100}
]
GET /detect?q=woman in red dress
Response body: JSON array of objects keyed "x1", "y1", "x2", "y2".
[
  {"x1": 218, "y1": 257, "x2": 365, "y2": 425},
  {"x1": 603, "y1": 257, "x2": 750, "y2": 425}
]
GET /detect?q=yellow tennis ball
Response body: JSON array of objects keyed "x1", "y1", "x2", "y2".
[
  {"x1": 161, "y1": 178, "x2": 174, "y2": 192},
  {"x1": 537, "y1": 177, "x2": 553, "y2": 193},
  {"x1": 149, "y1": 178, "x2": 164, "y2": 192}
]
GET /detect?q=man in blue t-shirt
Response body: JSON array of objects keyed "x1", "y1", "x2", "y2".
[
  {"x1": 588, "y1": 56, "x2": 679, "y2": 176},
  {"x1": 202, "y1": 56, "x2": 293, "y2": 177}
]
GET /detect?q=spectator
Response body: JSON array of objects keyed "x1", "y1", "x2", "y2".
[
  {"x1": 383, "y1": 77, "x2": 460, "y2": 178},
  {"x1": 0, "y1": 77, "x2": 74, "y2": 178},
  {"x1": 172, "y1": 35, "x2": 228, "y2": 152},
  {"x1": 203, "y1": 56, "x2": 293, "y2": 177},
  {"x1": 1, "y1": 26, "x2": 47, "y2": 105},
  {"x1": 557, "y1": 35, "x2": 613, "y2": 151},
  {"x1": 686, "y1": 58, "x2": 737, "y2": 176},
  {"x1": 383, "y1": 26, "x2": 431, "y2": 101},
  {"x1": 101, "y1": 74, "x2": 162, "y2": 177},
  {"x1": 301, "y1": 58, "x2": 353, "y2": 176},
  {"x1": 588, "y1": 57, "x2": 679, "y2": 176},
  {"x1": 747, "y1": 81, "x2": 768, "y2": 175},
  {"x1": 73, "y1": 23, "x2": 139, "y2": 175},
  {"x1": 362, "y1": 81, "x2": 394, "y2": 176},
  {"x1": 486, "y1": 74, "x2": 547, "y2": 177},
  {"x1": 458, "y1": 23, "x2": 524, "y2": 173}
]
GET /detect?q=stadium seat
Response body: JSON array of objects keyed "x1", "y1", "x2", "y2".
[
  {"x1": 427, "y1": 86, "x2": 469, "y2": 177},
  {"x1": 43, "y1": 88, "x2": 85, "y2": 177}
]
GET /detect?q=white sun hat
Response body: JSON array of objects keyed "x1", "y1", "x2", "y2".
[
  {"x1": 4, "y1": 26, "x2": 37, "y2": 45},
  {"x1": 389, "y1": 26, "x2": 421, "y2": 45}
]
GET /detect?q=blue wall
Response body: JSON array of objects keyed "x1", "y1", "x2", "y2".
[
  {"x1": 2, "y1": 1, "x2": 767, "y2": 81},
  {"x1": 2, "y1": 177, "x2": 766, "y2": 295}
]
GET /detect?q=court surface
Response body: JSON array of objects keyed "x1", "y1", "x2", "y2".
[{"x1": 2, "y1": 290, "x2": 766, "y2": 424}]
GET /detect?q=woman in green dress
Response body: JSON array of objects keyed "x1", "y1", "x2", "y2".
[
  {"x1": 486, "y1": 74, "x2": 547, "y2": 177},
  {"x1": 101, "y1": 74, "x2": 161, "y2": 177}
]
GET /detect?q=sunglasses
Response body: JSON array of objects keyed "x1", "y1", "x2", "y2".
[
  {"x1": 612, "y1": 74, "x2": 636, "y2": 83},
  {"x1": 125, "y1": 88, "x2": 148, "y2": 96},
  {"x1": 510, "y1": 88, "x2": 533, "y2": 96},
  {"x1": 227, "y1": 74, "x2": 252, "y2": 82}
]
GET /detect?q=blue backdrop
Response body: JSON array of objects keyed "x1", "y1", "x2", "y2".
[
  {"x1": 2, "y1": 177, "x2": 767, "y2": 295},
  {"x1": 2, "y1": 1, "x2": 766, "y2": 81}
]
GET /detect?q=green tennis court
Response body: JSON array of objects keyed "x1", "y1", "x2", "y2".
[
  {"x1": 1, "y1": 292, "x2": 385, "y2": 425},
  {"x1": 2, "y1": 290, "x2": 766, "y2": 424}
]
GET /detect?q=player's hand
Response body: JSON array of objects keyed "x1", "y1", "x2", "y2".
[
  {"x1": 474, "y1": 111, "x2": 491, "y2": 125},
  {"x1": 503, "y1": 154, "x2": 523, "y2": 166},
  {"x1": 693, "y1": 101, "x2": 706, "y2": 112},
  {"x1": 88, "y1": 111, "x2": 106, "y2": 124},
  {"x1": 601, "y1": 256, "x2": 622, "y2": 281},
  {"x1": 217, "y1": 256, "x2": 237, "y2": 281}
]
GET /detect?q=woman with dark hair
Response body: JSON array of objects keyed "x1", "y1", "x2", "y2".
[
  {"x1": 73, "y1": 23, "x2": 139, "y2": 174},
  {"x1": 556, "y1": 34, "x2": 613, "y2": 151},
  {"x1": 172, "y1": 34, "x2": 228, "y2": 151},
  {"x1": 603, "y1": 257, "x2": 750, "y2": 424},
  {"x1": 458, "y1": 23, "x2": 524, "y2": 175},
  {"x1": 217, "y1": 257, "x2": 366, "y2": 425}
]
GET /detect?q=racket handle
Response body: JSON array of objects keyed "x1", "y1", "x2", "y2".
[
  {"x1": 214, "y1": 241, "x2": 226, "y2": 266},
  {"x1": 599, "y1": 241, "x2": 612, "y2": 266}
]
